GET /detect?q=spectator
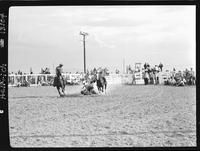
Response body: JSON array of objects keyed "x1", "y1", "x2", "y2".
[
  {"x1": 159, "y1": 63, "x2": 163, "y2": 71},
  {"x1": 171, "y1": 77, "x2": 176, "y2": 86},
  {"x1": 115, "y1": 69, "x2": 120, "y2": 74},
  {"x1": 149, "y1": 71, "x2": 154, "y2": 84},
  {"x1": 132, "y1": 72, "x2": 136, "y2": 85},
  {"x1": 146, "y1": 63, "x2": 150, "y2": 69},
  {"x1": 143, "y1": 71, "x2": 149, "y2": 85},
  {"x1": 155, "y1": 65, "x2": 159, "y2": 72},
  {"x1": 144, "y1": 63, "x2": 147, "y2": 69}
]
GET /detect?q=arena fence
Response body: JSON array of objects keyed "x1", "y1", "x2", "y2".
[
  {"x1": 8, "y1": 74, "x2": 84, "y2": 87},
  {"x1": 8, "y1": 72, "x2": 170, "y2": 87}
]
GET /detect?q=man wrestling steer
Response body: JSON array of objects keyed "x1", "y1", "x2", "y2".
[{"x1": 81, "y1": 79, "x2": 97, "y2": 95}]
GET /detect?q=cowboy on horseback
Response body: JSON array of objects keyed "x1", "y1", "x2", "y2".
[{"x1": 53, "y1": 63, "x2": 66, "y2": 97}]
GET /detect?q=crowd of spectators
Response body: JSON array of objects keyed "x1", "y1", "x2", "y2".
[
  {"x1": 141, "y1": 62, "x2": 163, "y2": 85},
  {"x1": 164, "y1": 68, "x2": 195, "y2": 86},
  {"x1": 131, "y1": 63, "x2": 195, "y2": 87}
]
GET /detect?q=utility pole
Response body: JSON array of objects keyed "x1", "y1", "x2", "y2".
[{"x1": 80, "y1": 31, "x2": 89, "y2": 74}]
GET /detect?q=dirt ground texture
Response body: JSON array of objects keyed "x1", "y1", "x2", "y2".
[{"x1": 8, "y1": 84, "x2": 196, "y2": 147}]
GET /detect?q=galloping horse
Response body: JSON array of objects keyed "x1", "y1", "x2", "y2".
[
  {"x1": 53, "y1": 76, "x2": 66, "y2": 97},
  {"x1": 53, "y1": 64, "x2": 66, "y2": 97}
]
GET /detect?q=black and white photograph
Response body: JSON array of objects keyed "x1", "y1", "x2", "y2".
[{"x1": 8, "y1": 5, "x2": 196, "y2": 147}]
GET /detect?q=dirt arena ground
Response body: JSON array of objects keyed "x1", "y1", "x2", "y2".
[{"x1": 8, "y1": 84, "x2": 196, "y2": 147}]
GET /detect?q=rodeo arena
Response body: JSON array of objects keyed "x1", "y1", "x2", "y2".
[{"x1": 8, "y1": 63, "x2": 196, "y2": 147}]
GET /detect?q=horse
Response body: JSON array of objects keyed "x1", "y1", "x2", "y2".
[
  {"x1": 91, "y1": 73, "x2": 107, "y2": 94},
  {"x1": 53, "y1": 76, "x2": 66, "y2": 97}
]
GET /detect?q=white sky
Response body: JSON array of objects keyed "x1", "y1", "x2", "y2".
[{"x1": 8, "y1": 6, "x2": 196, "y2": 73}]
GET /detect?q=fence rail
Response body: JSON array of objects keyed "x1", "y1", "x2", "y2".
[
  {"x1": 8, "y1": 74, "x2": 84, "y2": 87},
  {"x1": 8, "y1": 72, "x2": 170, "y2": 87}
]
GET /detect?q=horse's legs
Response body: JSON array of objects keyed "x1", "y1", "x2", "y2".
[
  {"x1": 98, "y1": 87, "x2": 102, "y2": 94},
  {"x1": 101, "y1": 87, "x2": 105, "y2": 95},
  {"x1": 98, "y1": 87, "x2": 101, "y2": 93},
  {"x1": 104, "y1": 83, "x2": 107, "y2": 94},
  {"x1": 56, "y1": 87, "x2": 62, "y2": 96},
  {"x1": 62, "y1": 87, "x2": 66, "y2": 95}
]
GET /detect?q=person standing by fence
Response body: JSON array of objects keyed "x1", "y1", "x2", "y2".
[
  {"x1": 159, "y1": 63, "x2": 163, "y2": 72},
  {"x1": 143, "y1": 70, "x2": 149, "y2": 85},
  {"x1": 132, "y1": 72, "x2": 136, "y2": 85}
]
